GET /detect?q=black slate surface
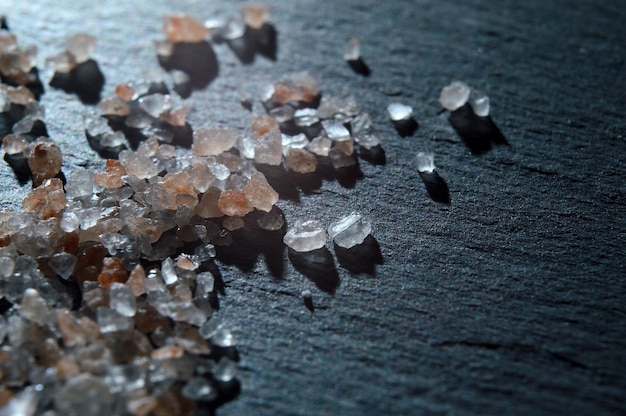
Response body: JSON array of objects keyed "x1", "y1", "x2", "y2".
[{"x1": 1, "y1": 0, "x2": 625, "y2": 415}]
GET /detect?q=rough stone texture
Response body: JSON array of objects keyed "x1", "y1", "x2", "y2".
[{"x1": 1, "y1": 1, "x2": 625, "y2": 416}]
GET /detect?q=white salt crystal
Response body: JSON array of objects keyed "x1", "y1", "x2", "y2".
[
  {"x1": 268, "y1": 105, "x2": 295, "y2": 123},
  {"x1": 161, "y1": 257, "x2": 178, "y2": 285},
  {"x1": 138, "y1": 93, "x2": 172, "y2": 118},
  {"x1": 11, "y1": 115, "x2": 35, "y2": 135},
  {"x1": 322, "y1": 120, "x2": 350, "y2": 141},
  {"x1": 307, "y1": 135, "x2": 332, "y2": 156},
  {"x1": 469, "y1": 89, "x2": 490, "y2": 117},
  {"x1": 65, "y1": 166, "x2": 94, "y2": 198},
  {"x1": 387, "y1": 103, "x2": 413, "y2": 121},
  {"x1": 109, "y1": 282, "x2": 137, "y2": 317},
  {"x1": 283, "y1": 219, "x2": 326, "y2": 252},
  {"x1": 416, "y1": 151, "x2": 435, "y2": 173},
  {"x1": 213, "y1": 357, "x2": 237, "y2": 382},
  {"x1": 100, "y1": 131, "x2": 126, "y2": 147},
  {"x1": 19, "y1": 288, "x2": 50, "y2": 326},
  {"x1": 219, "y1": 16, "x2": 246, "y2": 40},
  {"x1": 354, "y1": 132, "x2": 380, "y2": 149},
  {"x1": 97, "y1": 307, "x2": 134, "y2": 333},
  {"x1": 199, "y1": 317, "x2": 235, "y2": 346},
  {"x1": 281, "y1": 133, "x2": 309, "y2": 156},
  {"x1": 196, "y1": 272, "x2": 215, "y2": 297},
  {"x1": 344, "y1": 38, "x2": 360, "y2": 61},
  {"x1": 48, "y1": 252, "x2": 77, "y2": 280},
  {"x1": 293, "y1": 108, "x2": 319, "y2": 127},
  {"x1": 439, "y1": 81, "x2": 471, "y2": 111},
  {"x1": 328, "y1": 212, "x2": 371, "y2": 249},
  {"x1": 60, "y1": 211, "x2": 80, "y2": 232},
  {"x1": 0, "y1": 256, "x2": 15, "y2": 278},
  {"x1": 350, "y1": 112, "x2": 372, "y2": 135},
  {"x1": 84, "y1": 113, "x2": 112, "y2": 136}
]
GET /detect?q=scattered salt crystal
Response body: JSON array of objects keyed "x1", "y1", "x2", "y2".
[
  {"x1": 11, "y1": 115, "x2": 35, "y2": 135},
  {"x1": 100, "y1": 131, "x2": 126, "y2": 147},
  {"x1": 281, "y1": 133, "x2": 309, "y2": 155},
  {"x1": 161, "y1": 257, "x2": 178, "y2": 285},
  {"x1": 284, "y1": 219, "x2": 326, "y2": 252},
  {"x1": 344, "y1": 38, "x2": 360, "y2": 61},
  {"x1": 387, "y1": 102, "x2": 413, "y2": 121},
  {"x1": 163, "y1": 14, "x2": 209, "y2": 43},
  {"x1": 268, "y1": 105, "x2": 295, "y2": 123},
  {"x1": 65, "y1": 33, "x2": 96, "y2": 63},
  {"x1": 240, "y1": 3, "x2": 269, "y2": 29},
  {"x1": 60, "y1": 211, "x2": 80, "y2": 232},
  {"x1": 109, "y1": 282, "x2": 137, "y2": 317},
  {"x1": 138, "y1": 93, "x2": 171, "y2": 118},
  {"x1": 45, "y1": 51, "x2": 76, "y2": 73},
  {"x1": 416, "y1": 151, "x2": 435, "y2": 173},
  {"x1": 213, "y1": 357, "x2": 237, "y2": 382},
  {"x1": 55, "y1": 373, "x2": 112, "y2": 416},
  {"x1": 439, "y1": 81, "x2": 471, "y2": 111},
  {"x1": 354, "y1": 132, "x2": 380, "y2": 149},
  {"x1": 125, "y1": 111, "x2": 153, "y2": 129},
  {"x1": 2, "y1": 134, "x2": 29, "y2": 155},
  {"x1": 65, "y1": 166, "x2": 94, "y2": 198},
  {"x1": 0, "y1": 256, "x2": 15, "y2": 278},
  {"x1": 328, "y1": 211, "x2": 371, "y2": 249},
  {"x1": 219, "y1": 16, "x2": 246, "y2": 40},
  {"x1": 182, "y1": 377, "x2": 217, "y2": 401},
  {"x1": 48, "y1": 252, "x2": 77, "y2": 280},
  {"x1": 469, "y1": 89, "x2": 490, "y2": 117},
  {"x1": 99, "y1": 96, "x2": 130, "y2": 117},
  {"x1": 200, "y1": 318, "x2": 235, "y2": 347},
  {"x1": 24, "y1": 100, "x2": 45, "y2": 119},
  {"x1": 285, "y1": 148, "x2": 317, "y2": 174}
]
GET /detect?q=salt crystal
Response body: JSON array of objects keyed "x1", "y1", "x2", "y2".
[
  {"x1": 223, "y1": 216, "x2": 245, "y2": 230},
  {"x1": 350, "y1": 112, "x2": 372, "y2": 134},
  {"x1": 24, "y1": 100, "x2": 45, "y2": 119},
  {"x1": 109, "y1": 282, "x2": 137, "y2": 317},
  {"x1": 219, "y1": 16, "x2": 246, "y2": 40},
  {"x1": 126, "y1": 264, "x2": 146, "y2": 297},
  {"x1": 118, "y1": 151, "x2": 159, "y2": 179},
  {"x1": 97, "y1": 306, "x2": 134, "y2": 333},
  {"x1": 439, "y1": 81, "x2": 471, "y2": 111},
  {"x1": 28, "y1": 141, "x2": 63, "y2": 187},
  {"x1": 243, "y1": 171, "x2": 278, "y2": 212},
  {"x1": 387, "y1": 102, "x2": 413, "y2": 121},
  {"x1": 196, "y1": 272, "x2": 215, "y2": 297},
  {"x1": 354, "y1": 132, "x2": 380, "y2": 149},
  {"x1": 65, "y1": 33, "x2": 96, "y2": 63},
  {"x1": 84, "y1": 113, "x2": 112, "y2": 136},
  {"x1": 55, "y1": 373, "x2": 112, "y2": 416},
  {"x1": 60, "y1": 211, "x2": 80, "y2": 232},
  {"x1": 469, "y1": 89, "x2": 490, "y2": 117},
  {"x1": 322, "y1": 120, "x2": 351, "y2": 141},
  {"x1": 416, "y1": 151, "x2": 435, "y2": 173},
  {"x1": 328, "y1": 148, "x2": 356, "y2": 169},
  {"x1": 257, "y1": 207, "x2": 284, "y2": 230},
  {"x1": 0, "y1": 256, "x2": 15, "y2": 278},
  {"x1": 240, "y1": 3, "x2": 269, "y2": 29},
  {"x1": 45, "y1": 51, "x2": 76, "y2": 73},
  {"x1": 285, "y1": 148, "x2": 317, "y2": 174},
  {"x1": 281, "y1": 133, "x2": 309, "y2": 155},
  {"x1": 268, "y1": 105, "x2": 295, "y2": 123},
  {"x1": 2, "y1": 134, "x2": 29, "y2": 155},
  {"x1": 100, "y1": 131, "x2": 126, "y2": 147},
  {"x1": 163, "y1": 14, "x2": 209, "y2": 43},
  {"x1": 213, "y1": 357, "x2": 237, "y2": 382},
  {"x1": 293, "y1": 108, "x2": 319, "y2": 127},
  {"x1": 284, "y1": 219, "x2": 326, "y2": 252},
  {"x1": 253, "y1": 127, "x2": 283, "y2": 165},
  {"x1": 48, "y1": 252, "x2": 77, "y2": 279},
  {"x1": 344, "y1": 38, "x2": 360, "y2": 61},
  {"x1": 307, "y1": 135, "x2": 332, "y2": 156},
  {"x1": 192, "y1": 127, "x2": 239, "y2": 156},
  {"x1": 328, "y1": 211, "x2": 371, "y2": 249},
  {"x1": 138, "y1": 93, "x2": 171, "y2": 118},
  {"x1": 217, "y1": 190, "x2": 253, "y2": 217},
  {"x1": 114, "y1": 83, "x2": 136, "y2": 101},
  {"x1": 182, "y1": 377, "x2": 217, "y2": 401},
  {"x1": 161, "y1": 257, "x2": 178, "y2": 285},
  {"x1": 11, "y1": 115, "x2": 35, "y2": 135},
  {"x1": 0, "y1": 387, "x2": 38, "y2": 416},
  {"x1": 199, "y1": 317, "x2": 235, "y2": 346},
  {"x1": 124, "y1": 111, "x2": 153, "y2": 129},
  {"x1": 65, "y1": 166, "x2": 94, "y2": 198},
  {"x1": 99, "y1": 96, "x2": 130, "y2": 117},
  {"x1": 19, "y1": 288, "x2": 50, "y2": 326}
]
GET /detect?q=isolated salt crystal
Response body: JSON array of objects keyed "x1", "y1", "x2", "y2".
[
  {"x1": 322, "y1": 120, "x2": 350, "y2": 141},
  {"x1": 213, "y1": 357, "x2": 237, "y2": 382},
  {"x1": 182, "y1": 377, "x2": 217, "y2": 401},
  {"x1": 161, "y1": 257, "x2": 178, "y2": 285},
  {"x1": 138, "y1": 93, "x2": 171, "y2": 118},
  {"x1": 97, "y1": 307, "x2": 134, "y2": 333},
  {"x1": 65, "y1": 33, "x2": 96, "y2": 63},
  {"x1": 416, "y1": 151, "x2": 435, "y2": 173},
  {"x1": 469, "y1": 89, "x2": 490, "y2": 117},
  {"x1": 387, "y1": 102, "x2": 413, "y2": 121},
  {"x1": 344, "y1": 38, "x2": 360, "y2": 61},
  {"x1": 439, "y1": 81, "x2": 471, "y2": 111},
  {"x1": 48, "y1": 252, "x2": 77, "y2": 280},
  {"x1": 284, "y1": 219, "x2": 326, "y2": 252},
  {"x1": 240, "y1": 3, "x2": 269, "y2": 29},
  {"x1": 109, "y1": 282, "x2": 137, "y2": 317},
  {"x1": 257, "y1": 207, "x2": 284, "y2": 231},
  {"x1": 328, "y1": 212, "x2": 372, "y2": 249}
]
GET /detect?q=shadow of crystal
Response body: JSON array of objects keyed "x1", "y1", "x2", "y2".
[
  {"x1": 49, "y1": 59, "x2": 105, "y2": 105},
  {"x1": 158, "y1": 41, "x2": 219, "y2": 91},
  {"x1": 419, "y1": 171, "x2": 450, "y2": 204},
  {"x1": 334, "y1": 235, "x2": 383, "y2": 275},
  {"x1": 288, "y1": 247, "x2": 340, "y2": 295},
  {"x1": 448, "y1": 103, "x2": 508, "y2": 155}
]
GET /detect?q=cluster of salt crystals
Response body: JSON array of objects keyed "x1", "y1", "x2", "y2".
[
  {"x1": 46, "y1": 33, "x2": 97, "y2": 73},
  {"x1": 0, "y1": 242, "x2": 238, "y2": 414},
  {"x1": 439, "y1": 81, "x2": 490, "y2": 116},
  {"x1": 0, "y1": 29, "x2": 38, "y2": 86},
  {"x1": 284, "y1": 212, "x2": 373, "y2": 252}
]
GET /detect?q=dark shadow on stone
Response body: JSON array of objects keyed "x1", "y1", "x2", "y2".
[
  {"x1": 85, "y1": 130, "x2": 128, "y2": 159},
  {"x1": 248, "y1": 23, "x2": 278, "y2": 61},
  {"x1": 0, "y1": 15, "x2": 8, "y2": 30},
  {"x1": 173, "y1": 80, "x2": 192, "y2": 99},
  {"x1": 419, "y1": 171, "x2": 450, "y2": 204},
  {"x1": 347, "y1": 57, "x2": 371, "y2": 76},
  {"x1": 357, "y1": 145, "x2": 386, "y2": 165},
  {"x1": 334, "y1": 235, "x2": 383, "y2": 275},
  {"x1": 256, "y1": 164, "x2": 301, "y2": 203},
  {"x1": 158, "y1": 41, "x2": 219, "y2": 91},
  {"x1": 334, "y1": 162, "x2": 364, "y2": 189},
  {"x1": 21, "y1": 119, "x2": 49, "y2": 141},
  {"x1": 3, "y1": 152, "x2": 31, "y2": 184},
  {"x1": 49, "y1": 59, "x2": 105, "y2": 104},
  {"x1": 227, "y1": 36, "x2": 255, "y2": 64},
  {"x1": 448, "y1": 103, "x2": 508, "y2": 155},
  {"x1": 0, "y1": 67, "x2": 45, "y2": 100},
  {"x1": 288, "y1": 247, "x2": 340, "y2": 295},
  {"x1": 392, "y1": 117, "x2": 419, "y2": 137}
]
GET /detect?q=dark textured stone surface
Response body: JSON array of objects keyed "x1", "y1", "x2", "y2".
[{"x1": 1, "y1": 1, "x2": 625, "y2": 415}]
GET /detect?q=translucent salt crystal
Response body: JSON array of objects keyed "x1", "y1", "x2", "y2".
[
  {"x1": 284, "y1": 219, "x2": 326, "y2": 252},
  {"x1": 65, "y1": 166, "x2": 94, "y2": 198},
  {"x1": 354, "y1": 132, "x2": 380, "y2": 149},
  {"x1": 24, "y1": 100, "x2": 45, "y2": 119},
  {"x1": 329, "y1": 148, "x2": 356, "y2": 169},
  {"x1": 0, "y1": 91, "x2": 9, "y2": 112},
  {"x1": 65, "y1": 33, "x2": 96, "y2": 63},
  {"x1": 109, "y1": 282, "x2": 137, "y2": 317},
  {"x1": 322, "y1": 120, "x2": 351, "y2": 141},
  {"x1": 182, "y1": 377, "x2": 217, "y2": 401},
  {"x1": 45, "y1": 51, "x2": 76, "y2": 73},
  {"x1": 244, "y1": 171, "x2": 278, "y2": 212},
  {"x1": 344, "y1": 37, "x2": 360, "y2": 61},
  {"x1": 55, "y1": 373, "x2": 112, "y2": 416},
  {"x1": 60, "y1": 211, "x2": 80, "y2": 232},
  {"x1": 220, "y1": 16, "x2": 246, "y2": 40},
  {"x1": 12, "y1": 115, "x2": 35, "y2": 135},
  {"x1": 469, "y1": 89, "x2": 490, "y2": 117},
  {"x1": 0, "y1": 256, "x2": 15, "y2": 278},
  {"x1": 257, "y1": 207, "x2": 284, "y2": 231},
  {"x1": 387, "y1": 102, "x2": 413, "y2": 121},
  {"x1": 118, "y1": 151, "x2": 159, "y2": 179},
  {"x1": 100, "y1": 131, "x2": 126, "y2": 147},
  {"x1": 268, "y1": 105, "x2": 295, "y2": 123},
  {"x1": 307, "y1": 135, "x2": 332, "y2": 156},
  {"x1": 164, "y1": 14, "x2": 209, "y2": 43},
  {"x1": 114, "y1": 83, "x2": 136, "y2": 101},
  {"x1": 281, "y1": 133, "x2": 309, "y2": 155},
  {"x1": 194, "y1": 243, "x2": 216, "y2": 261},
  {"x1": 416, "y1": 151, "x2": 435, "y2": 173},
  {"x1": 19, "y1": 288, "x2": 50, "y2": 326},
  {"x1": 213, "y1": 357, "x2": 237, "y2": 382},
  {"x1": 439, "y1": 81, "x2": 471, "y2": 111},
  {"x1": 318, "y1": 95, "x2": 359, "y2": 119},
  {"x1": 99, "y1": 96, "x2": 130, "y2": 117},
  {"x1": 84, "y1": 113, "x2": 112, "y2": 136},
  {"x1": 240, "y1": 3, "x2": 269, "y2": 29},
  {"x1": 253, "y1": 127, "x2": 282, "y2": 165},
  {"x1": 192, "y1": 127, "x2": 239, "y2": 156},
  {"x1": 200, "y1": 317, "x2": 235, "y2": 346},
  {"x1": 0, "y1": 387, "x2": 38, "y2": 416},
  {"x1": 196, "y1": 272, "x2": 215, "y2": 297},
  {"x1": 293, "y1": 108, "x2": 319, "y2": 127},
  {"x1": 161, "y1": 257, "x2": 178, "y2": 285},
  {"x1": 328, "y1": 212, "x2": 372, "y2": 249},
  {"x1": 125, "y1": 111, "x2": 153, "y2": 129},
  {"x1": 2, "y1": 134, "x2": 29, "y2": 155},
  {"x1": 138, "y1": 93, "x2": 171, "y2": 118},
  {"x1": 285, "y1": 148, "x2": 317, "y2": 174},
  {"x1": 97, "y1": 307, "x2": 134, "y2": 333},
  {"x1": 237, "y1": 135, "x2": 255, "y2": 159},
  {"x1": 48, "y1": 252, "x2": 77, "y2": 280},
  {"x1": 223, "y1": 216, "x2": 245, "y2": 230},
  {"x1": 351, "y1": 112, "x2": 372, "y2": 134}
]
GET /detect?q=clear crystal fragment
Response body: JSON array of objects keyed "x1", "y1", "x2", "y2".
[
  {"x1": 416, "y1": 151, "x2": 435, "y2": 173},
  {"x1": 48, "y1": 252, "x2": 77, "y2": 280},
  {"x1": 387, "y1": 102, "x2": 413, "y2": 121},
  {"x1": 213, "y1": 357, "x2": 237, "y2": 382},
  {"x1": 284, "y1": 219, "x2": 326, "y2": 252},
  {"x1": 439, "y1": 81, "x2": 471, "y2": 111},
  {"x1": 182, "y1": 377, "x2": 217, "y2": 401},
  {"x1": 109, "y1": 282, "x2": 137, "y2": 317},
  {"x1": 328, "y1": 211, "x2": 372, "y2": 249},
  {"x1": 469, "y1": 89, "x2": 490, "y2": 117}
]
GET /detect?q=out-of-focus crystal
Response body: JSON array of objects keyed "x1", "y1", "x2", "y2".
[
  {"x1": 240, "y1": 4, "x2": 269, "y2": 29},
  {"x1": 109, "y1": 282, "x2": 137, "y2": 317},
  {"x1": 65, "y1": 33, "x2": 96, "y2": 63},
  {"x1": 163, "y1": 14, "x2": 209, "y2": 43},
  {"x1": 285, "y1": 148, "x2": 317, "y2": 174},
  {"x1": 192, "y1": 127, "x2": 239, "y2": 156},
  {"x1": 213, "y1": 357, "x2": 237, "y2": 382},
  {"x1": 28, "y1": 141, "x2": 63, "y2": 187},
  {"x1": 48, "y1": 252, "x2": 77, "y2": 280},
  {"x1": 439, "y1": 81, "x2": 471, "y2": 111},
  {"x1": 182, "y1": 377, "x2": 217, "y2": 401},
  {"x1": 344, "y1": 37, "x2": 360, "y2": 61},
  {"x1": 97, "y1": 307, "x2": 134, "y2": 333},
  {"x1": 55, "y1": 373, "x2": 112, "y2": 416},
  {"x1": 387, "y1": 102, "x2": 413, "y2": 121},
  {"x1": 328, "y1": 211, "x2": 371, "y2": 249}
]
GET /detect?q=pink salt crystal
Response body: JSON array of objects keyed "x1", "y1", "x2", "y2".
[
  {"x1": 243, "y1": 171, "x2": 279, "y2": 212},
  {"x1": 98, "y1": 257, "x2": 128, "y2": 288},
  {"x1": 223, "y1": 216, "x2": 245, "y2": 230},
  {"x1": 56, "y1": 310, "x2": 89, "y2": 347},
  {"x1": 65, "y1": 33, "x2": 96, "y2": 63},
  {"x1": 176, "y1": 255, "x2": 198, "y2": 271},
  {"x1": 126, "y1": 264, "x2": 146, "y2": 297},
  {"x1": 55, "y1": 356, "x2": 81, "y2": 381},
  {"x1": 216, "y1": 152, "x2": 245, "y2": 172},
  {"x1": 253, "y1": 127, "x2": 282, "y2": 165},
  {"x1": 240, "y1": 3, "x2": 269, "y2": 29},
  {"x1": 163, "y1": 14, "x2": 209, "y2": 43},
  {"x1": 115, "y1": 83, "x2": 136, "y2": 101},
  {"x1": 22, "y1": 178, "x2": 66, "y2": 220},
  {"x1": 0, "y1": 31, "x2": 17, "y2": 51},
  {"x1": 160, "y1": 171, "x2": 196, "y2": 196},
  {"x1": 0, "y1": 84, "x2": 34, "y2": 105},
  {"x1": 272, "y1": 72, "x2": 320, "y2": 105},
  {"x1": 160, "y1": 106, "x2": 189, "y2": 126},
  {"x1": 151, "y1": 345, "x2": 184, "y2": 360},
  {"x1": 99, "y1": 96, "x2": 130, "y2": 116},
  {"x1": 45, "y1": 51, "x2": 76, "y2": 73},
  {"x1": 147, "y1": 183, "x2": 177, "y2": 211},
  {"x1": 333, "y1": 138, "x2": 354, "y2": 156},
  {"x1": 192, "y1": 127, "x2": 239, "y2": 156},
  {"x1": 285, "y1": 148, "x2": 317, "y2": 173},
  {"x1": 189, "y1": 162, "x2": 215, "y2": 193},
  {"x1": 218, "y1": 190, "x2": 254, "y2": 217},
  {"x1": 251, "y1": 114, "x2": 279, "y2": 137},
  {"x1": 28, "y1": 141, "x2": 63, "y2": 186},
  {"x1": 195, "y1": 187, "x2": 224, "y2": 218},
  {"x1": 123, "y1": 217, "x2": 165, "y2": 244}
]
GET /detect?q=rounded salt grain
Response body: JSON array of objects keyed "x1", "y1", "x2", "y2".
[
  {"x1": 386, "y1": 102, "x2": 413, "y2": 121},
  {"x1": 469, "y1": 89, "x2": 490, "y2": 117},
  {"x1": 283, "y1": 219, "x2": 326, "y2": 252},
  {"x1": 415, "y1": 151, "x2": 435, "y2": 173},
  {"x1": 328, "y1": 212, "x2": 371, "y2": 249},
  {"x1": 439, "y1": 81, "x2": 471, "y2": 111}
]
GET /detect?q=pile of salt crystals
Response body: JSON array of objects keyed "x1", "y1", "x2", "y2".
[
  {"x1": 0, "y1": 29, "x2": 38, "y2": 87},
  {"x1": 439, "y1": 81, "x2": 490, "y2": 117},
  {"x1": 46, "y1": 33, "x2": 97, "y2": 74}
]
